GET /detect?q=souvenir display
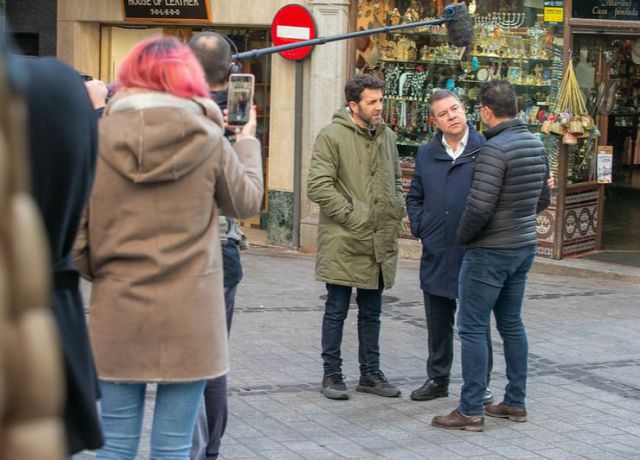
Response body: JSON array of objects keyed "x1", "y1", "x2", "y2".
[
  {"x1": 355, "y1": 0, "x2": 565, "y2": 237},
  {"x1": 363, "y1": 1, "x2": 561, "y2": 145}
]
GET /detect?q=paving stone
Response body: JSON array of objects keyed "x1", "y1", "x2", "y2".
[
  {"x1": 218, "y1": 442, "x2": 259, "y2": 459},
  {"x1": 440, "y1": 440, "x2": 492, "y2": 456},
  {"x1": 260, "y1": 450, "x2": 303, "y2": 460},
  {"x1": 486, "y1": 445, "x2": 542, "y2": 459},
  {"x1": 375, "y1": 448, "x2": 431, "y2": 459},
  {"x1": 563, "y1": 429, "x2": 612, "y2": 445},
  {"x1": 619, "y1": 425, "x2": 640, "y2": 436},
  {"x1": 281, "y1": 440, "x2": 335, "y2": 455},
  {"x1": 324, "y1": 441, "x2": 377, "y2": 458},
  {"x1": 534, "y1": 448, "x2": 588, "y2": 459},
  {"x1": 596, "y1": 442, "x2": 640, "y2": 457}
]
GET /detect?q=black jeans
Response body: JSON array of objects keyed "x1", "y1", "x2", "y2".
[
  {"x1": 321, "y1": 276, "x2": 384, "y2": 376},
  {"x1": 201, "y1": 241, "x2": 242, "y2": 459},
  {"x1": 424, "y1": 292, "x2": 493, "y2": 385}
]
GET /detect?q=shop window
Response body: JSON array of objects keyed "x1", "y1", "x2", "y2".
[
  {"x1": 562, "y1": 36, "x2": 640, "y2": 188},
  {"x1": 101, "y1": 25, "x2": 271, "y2": 233},
  {"x1": 355, "y1": 0, "x2": 564, "y2": 237}
]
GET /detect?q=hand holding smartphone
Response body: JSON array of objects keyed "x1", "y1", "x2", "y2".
[{"x1": 227, "y1": 74, "x2": 255, "y2": 127}]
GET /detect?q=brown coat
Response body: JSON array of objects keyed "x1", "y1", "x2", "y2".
[{"x1": 74, "y1": 90, "x2": 263, "y2": 382}]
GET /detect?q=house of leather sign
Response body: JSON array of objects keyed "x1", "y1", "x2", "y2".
[
  {"x1": 123, "y1": 0, "x2": 211, "y2": 22},
  {"x1": 573, "y1": 0, "x2": 639, "y2": 20}
]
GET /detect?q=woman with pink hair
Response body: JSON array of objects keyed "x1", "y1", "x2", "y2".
[{"x1": 74, "y1": 35, "x2": 263, "y2": 459}]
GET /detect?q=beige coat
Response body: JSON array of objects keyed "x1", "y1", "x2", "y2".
[{"x1": 74, "y1": 90, "x2": 263, "y2": 382}]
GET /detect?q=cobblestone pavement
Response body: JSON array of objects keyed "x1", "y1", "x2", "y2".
[{"x1": 75, "y1": 246, "x2": 640, "y2": 459}]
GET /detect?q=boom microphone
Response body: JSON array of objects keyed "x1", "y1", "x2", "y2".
[
  {"x1": 444, "y1": 3, "x2": 474, "y2": 48},
  {"x1": 234, "y1": 3, "x2": 473, "y2": 61}
]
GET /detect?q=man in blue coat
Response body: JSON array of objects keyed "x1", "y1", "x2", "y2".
[{"x1": 406, "y1": 90, "x2": 493, "y2": 403}]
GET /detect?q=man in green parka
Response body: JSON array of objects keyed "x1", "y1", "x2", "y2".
[{"x1": 307, "y1": 74, "x2": 404, "y2": 400}]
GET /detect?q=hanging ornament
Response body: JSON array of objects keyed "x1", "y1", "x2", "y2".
[
  {"x1": 541, "y1": 53, "x2": 596, "y2": 144},
  {"x1": 446, "y1": 79, "x2": 455, "y2": 91},
  {"x1": 468, "y1": 0, "x2": 477, "y2": 15}
]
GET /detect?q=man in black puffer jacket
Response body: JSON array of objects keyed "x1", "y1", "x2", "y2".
[{"x1": 432, "y1": 80, "x2": 550, "y2": 432}]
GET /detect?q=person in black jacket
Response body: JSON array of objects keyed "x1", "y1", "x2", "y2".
[
  {"x1": 20, "y1": 56, "x2": 104, "y2": 454},
  {"x1": 432, "y1": 80, "x2": 550, "y2": 432},
  {"x1": 188, "y1": 31, "x2": 249, "y2": 460},
  {"x1": 406, "y1": 90, "x2": 494, "y2": 404}
]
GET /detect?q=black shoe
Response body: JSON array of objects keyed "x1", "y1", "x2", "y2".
[
  {"x1": 410, "y1": 379, "x2": 449, "y2": 401},
  {"x1": 483, "y1": 387, "x2": 494, "y2": 405},
  {"x1": 356, "y1": 370, "x2": 401, "y2": 397},
  {"x1": 321, "y1": 373, "x2": 349, "y2": 400}
]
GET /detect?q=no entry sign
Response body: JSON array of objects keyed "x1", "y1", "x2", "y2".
[{"x1": 271, "y1": 4, "x2": 317, "y2": 61}]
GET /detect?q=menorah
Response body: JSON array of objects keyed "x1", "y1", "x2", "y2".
[{"x1": 474, "y1": 12, "x2": 526, "y2": 31}]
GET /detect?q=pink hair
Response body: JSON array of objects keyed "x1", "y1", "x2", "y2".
[{"x1": 116, "y1": 35, "x2": 209, "y2": 99}]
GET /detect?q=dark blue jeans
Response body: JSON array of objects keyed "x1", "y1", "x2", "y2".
[
  {"x1": 321, "y1": 276, "x2": 384, "y2": 376},
  {"x1": 457, "y1": 246, "x2": 536, "y2": 416},
  {"x1": 192, "y1": 241, "x2": 242, "y2": 459}
]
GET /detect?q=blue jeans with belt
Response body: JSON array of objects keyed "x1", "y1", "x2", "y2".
[
  {"x1": 457, "y1": 246, "x2": 536, "y2": 416},
  {"x1": 321, "y1": 274, "x2": 384, "y2": 376}
]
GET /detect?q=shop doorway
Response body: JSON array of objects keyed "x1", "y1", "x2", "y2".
[
  {"x1": 99, "y1": 25, "x2": 271, "y2": 245},
  {"x1": 573, "y1": 35, "x2": 640, "y2": 264}
]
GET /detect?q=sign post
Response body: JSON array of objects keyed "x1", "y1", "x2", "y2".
[{"x1": 271, "y1": 4, "x2": 317, "y2": 248}]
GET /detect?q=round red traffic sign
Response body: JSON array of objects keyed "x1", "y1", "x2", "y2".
[{"x1": 271, "y1": 4, "x2": 317, "y2": 61}]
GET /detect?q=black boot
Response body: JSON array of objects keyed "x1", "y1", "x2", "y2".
[
  {"x1": 321, "y1": 373, "x2": 349, "y2": 400},
  {"x1": 410, "y1": 379, "x2": 448, "y2": 401},
  {"x1": 355, "y1": 371, "x2": 401, "y2": 397}
]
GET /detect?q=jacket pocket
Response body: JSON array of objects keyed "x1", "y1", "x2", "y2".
[{"x1": 343, "y1": 198, "x2": 372, "y2": 237}]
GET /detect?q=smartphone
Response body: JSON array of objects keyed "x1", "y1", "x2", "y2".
[{"x1": 227, "y1": 73, "x2": 254, "y2": 127}]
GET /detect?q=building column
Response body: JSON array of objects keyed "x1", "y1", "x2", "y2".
[{"x1": 299, "y1": 0, "x2": 351, "y2": 252}]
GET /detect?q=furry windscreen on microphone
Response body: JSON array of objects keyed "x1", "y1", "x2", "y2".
[{"x1": 445, "y1": 3, "x2": 474, "y2": 48}]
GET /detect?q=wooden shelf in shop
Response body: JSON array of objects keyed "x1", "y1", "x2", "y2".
[
  {"x1": 380, "y1": 58, "x2": 459, "y2": 66},
  {"x1": 468, "y1": 54, "x2": 553, "y2": 62},
  {"x1": 457, "y1": 80, "x2": 553, "y2": 87}
]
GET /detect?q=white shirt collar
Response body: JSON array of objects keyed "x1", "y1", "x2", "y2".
[{"x1": 441, "y1": 127, "x2": 469, "y2": 161}]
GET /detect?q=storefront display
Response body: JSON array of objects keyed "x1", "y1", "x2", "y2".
[
  {"x1": 356, "y1": 0, "x2": 564, "y2": 239},
  {"x1": 551, "y1": 0, "x2": 640, "y2": 257}
]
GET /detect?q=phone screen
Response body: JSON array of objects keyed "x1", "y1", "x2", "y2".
[{"x1": 227, "y1": 74, "x2": 254, "y2": 126}]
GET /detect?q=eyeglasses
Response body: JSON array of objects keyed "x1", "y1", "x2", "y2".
[{"x1": 475, "y1": 104, "x2": 486, "y2": 110}]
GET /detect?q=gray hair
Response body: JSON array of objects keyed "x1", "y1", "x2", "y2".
[{"x1": 427, "y1": 89, "x2": 462, "y2": 116}]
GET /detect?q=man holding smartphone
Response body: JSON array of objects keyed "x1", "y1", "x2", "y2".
[
  {"x1": 308, "y1": 74, "x2": 404, "y2": 400},
  {"x1": 188, "y1": 31, "x2": 253, "y2": 460}
]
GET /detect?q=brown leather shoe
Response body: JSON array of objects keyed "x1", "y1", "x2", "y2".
[
  {"x1": 431, "y1": 408, "x2": 484, "y2": 431},
  {"x1": 485, "y1": 402, "x2": 527, "y2": 422}
]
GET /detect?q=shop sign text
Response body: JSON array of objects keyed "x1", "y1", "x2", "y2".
[
  {"x1": 573, "y1": 0, "x2": 640, "y2": 21},
  {"x1": 123, "y1": 0, "x2": 211, "y2": 22}
]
